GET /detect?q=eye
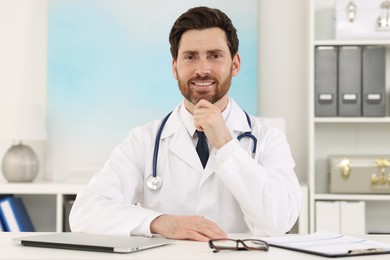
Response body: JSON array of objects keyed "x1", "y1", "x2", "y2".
[
  {"x1": 209, "y1": 53, "x2": 222, "y2": 60},
  {"x1": 184, "y1": 54, "x2": 195, "y2": 61}
]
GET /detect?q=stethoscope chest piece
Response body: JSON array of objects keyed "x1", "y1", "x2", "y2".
[{"x1": 146, "y1": 175, "x2": 163, "y2": 190}]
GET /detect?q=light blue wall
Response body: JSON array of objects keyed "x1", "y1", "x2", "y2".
[{"x1": 47, "y1": 0, "x2": 258, "y2": 175}]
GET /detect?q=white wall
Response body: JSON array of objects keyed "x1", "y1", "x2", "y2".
[
  {"x1": 258, "y1": 0, "x2": 308, "y2": 182},
  {"x1": 0, "y1": 0, "x2": 309, "y2": 183},
  {"x1": 0, "y1": 0, "x2": 47, "y2": 108},
  {"x1": 0, "y1": 0, "x2": 47, "y2": 181}
]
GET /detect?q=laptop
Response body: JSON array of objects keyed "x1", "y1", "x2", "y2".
[{"x1": 13, "y1": 232, "x2": 172, "y2": 253}]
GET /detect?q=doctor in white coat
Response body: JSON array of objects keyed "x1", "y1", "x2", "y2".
[{"x1": 69, "y1": 6, "x2": 301, "y2": 242}]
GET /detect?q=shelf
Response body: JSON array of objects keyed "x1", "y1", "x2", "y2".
[
  {"x1": 315, "y1": 193, "x2": 390, "y2": 201},
  {"x1": 314, "y1": 117, "x2": 390, "y2": 123},
  {"x1": 0, "y1": 181, "x2": 85, "y2": 232},
  {"x1": 0, "y1": 181, "x2": 85, "y2": 195},
  {"x1": 309, "y1": 0, "x2": 390, "y2": 233},
  {"x1": 314, "y1": 40, "x2": 390, "y2": 46}
]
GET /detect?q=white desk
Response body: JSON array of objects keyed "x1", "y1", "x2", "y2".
[{"x1": 1, "y1": 232, "x2": 390, "y2": 260}]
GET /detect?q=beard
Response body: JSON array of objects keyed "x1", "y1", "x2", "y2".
[{"x1": 176, "y1": 70, "x2": 233, "y2": 105}]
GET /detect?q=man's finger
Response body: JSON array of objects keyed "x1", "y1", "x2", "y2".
[
  {"x1": 194, "y1": 99, "x2": 213, "y2": 109},
  {"x1": 192, "y1": 218, "x2": 228, "y2": 240}
]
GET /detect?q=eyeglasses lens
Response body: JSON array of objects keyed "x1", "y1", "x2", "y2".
[
  {"x1": 211, "y1": 239, "x2": 238, "y2": 249},
  {"x1": 242, "y1": 239, "x2": 269, "y2": 250}
]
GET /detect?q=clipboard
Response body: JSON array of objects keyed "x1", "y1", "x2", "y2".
[{"x1": 260, "y1": 231, "x2": 390, "y2": 258}]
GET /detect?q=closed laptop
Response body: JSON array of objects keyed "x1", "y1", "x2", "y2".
[{"x1": 14, "y1": 232, "x2": 172, "y2": 253}]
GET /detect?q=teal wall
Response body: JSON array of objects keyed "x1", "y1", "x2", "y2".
[{"x1": 47, "y1": 0, "x2": 258, "y2": 172}]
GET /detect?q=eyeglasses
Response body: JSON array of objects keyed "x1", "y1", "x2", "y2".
[{"x1": 208, "y1": 238, "x2": 269, "y2": 253}]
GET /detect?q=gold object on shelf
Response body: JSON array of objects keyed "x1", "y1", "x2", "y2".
[
  {"x1": 371, "y1": 158, "x2": 390, "y2": 186},
  {"x1": 329, "y1": 155, "x2": 390, "y2": 194},
  {"x1": 377, "y1": 0, "x2": 390, "y2": 30},
  {"x1": 346, "y1": 1, "x2": 357, "y2": 23},
  {"x1": 339, "y1": 158, "x2": 351, "y2": 179}
]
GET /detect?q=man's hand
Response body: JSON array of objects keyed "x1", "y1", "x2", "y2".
[
  {"x1": 150, "y1": 215, "x2": 228, "y2": 242},
  {"x1": 193, "y1": 99, "x2": 233, "y2": 149}
]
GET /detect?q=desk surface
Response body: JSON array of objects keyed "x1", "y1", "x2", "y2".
[{"x1": 2, "y1": 232, "x2": 390, "y2": 260}]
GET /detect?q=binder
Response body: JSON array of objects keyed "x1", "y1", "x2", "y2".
[
  {"x1": 0, "y1": 196, "x2": 35, "y2": 232},
  {"x1": 0, "y1": 194, "x2": 11, "y2": 231},
  {"x1": 261, "y1": 231, "x2": 390, "y2": 258},
  {"x1": 315, "y1": 201, "x2": 340, "y2": 233},
  {"x1": 315, "y1": 46, "x2": 338, "y2": 117},
  {"x1": 0, "y1": 215, "x2": 5, "y2": 231},
  {"x1": 338, "y1": 46, "x2": 362, "y2": 117},
  {"x1": 362, "y1": 46, "x2": 386, "y2": 117}
]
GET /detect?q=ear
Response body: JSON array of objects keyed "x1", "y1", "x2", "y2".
[
  {"x1": 172, "y1": 58, "x2": 178, "y2": 80},
  {"x1": 232, "y1": 53, "x2": 241, "y2": 76}
]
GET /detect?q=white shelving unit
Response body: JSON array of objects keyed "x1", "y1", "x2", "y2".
[
  {"x1": 309, "y1": 0, "x2": 390, "y2": 233},
  {"x1": 0, "y1": 182, "x2": 84, "y2": 232}
]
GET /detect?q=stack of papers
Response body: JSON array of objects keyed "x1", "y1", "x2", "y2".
[{"x1": 259, "y1": 231, "x2": 390, "y2": 257}]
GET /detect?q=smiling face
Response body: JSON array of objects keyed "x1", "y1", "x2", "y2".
[{"x1": 172, "y1": 27, "x2": 240, "y2": 112}]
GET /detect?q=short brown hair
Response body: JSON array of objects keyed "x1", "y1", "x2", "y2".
[{"x1": 169, "y1": 6, "x2": 239, "y2": 61}]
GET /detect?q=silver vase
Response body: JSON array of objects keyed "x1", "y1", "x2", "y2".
[{"x1": 1, "y1": 143, "x2": 39, "y2": 182}]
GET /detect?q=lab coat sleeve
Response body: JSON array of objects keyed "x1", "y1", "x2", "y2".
[
  {"x1": 215, "y1": 127, "x2": 301, "y2": 236},
  {"x1": 69, "y1": 125, "x2": 161, "y2": 236}
]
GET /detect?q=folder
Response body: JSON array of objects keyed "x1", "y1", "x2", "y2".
[
  {"x1": 315, "y1": 201, "x2": 340, "y2": 233},
  {"x1": 0, "y1": 196, "x2": 35, "y2": 232},
  {"x1": 315, "y1": 46, "x2": 338, "y2": 117},
  {"x1": 362, "y1": 46, "x2": 386, "y2": 117},
  {"x1": 261, "y1": 230, "x2": 390, "y2": 257},
  {"x1": 0, "y1": 194, "x2": 11, "y2": 231},
  {"x1": 338, "y1": 46, "x2": 362, "y2": 117},
  {"x1": 0, "y1": 215, "x2": 5, "y2": 231}
]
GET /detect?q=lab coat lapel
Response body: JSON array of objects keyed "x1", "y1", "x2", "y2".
[
  {"x1": 170, "y1": 126, "x2": 204, "y2": 173},
  {"x1": 200, "y1": 148, "x2": 218, "y2": 182},
  {"x1": 160, "y1": 110, "x2": 204, "y2": 173},
  {"x1": 225, "y1": 99, "x2": 251, "y2": 135}
]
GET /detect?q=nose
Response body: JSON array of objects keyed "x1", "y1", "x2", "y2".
[{"x1": 195, "y1": 58, "x2": 211, "y2": 76}]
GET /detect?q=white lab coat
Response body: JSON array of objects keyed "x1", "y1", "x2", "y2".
[{"x1": 69, "y1": 98, "x2": 301, "y2": 237}]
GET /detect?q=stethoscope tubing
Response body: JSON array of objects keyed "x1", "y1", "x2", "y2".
[
  {"x1": 237, "y1": 111, "x2": 257, "y2": 156},
  {"x1": 152, "y1": 111, "x2": 172, "y2": 180},
  {"x1": 148, "y1": 110, "x2": 257, "y2": 190}
]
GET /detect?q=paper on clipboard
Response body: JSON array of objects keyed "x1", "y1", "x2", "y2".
[{"x1": 258, "y1": 231, "x2": 390, "y2": 257}]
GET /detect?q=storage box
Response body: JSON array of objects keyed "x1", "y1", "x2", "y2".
[
  {"x1": 329, "y1": 155, "x2": 390, "y2": 193},
  {"x1": 335, "y1": 0, "x2": 390, "y2": 39}
]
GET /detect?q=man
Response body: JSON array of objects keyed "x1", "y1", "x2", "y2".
[{"x1": 69, "y1": 6, "x2": 301, "y2": 242}]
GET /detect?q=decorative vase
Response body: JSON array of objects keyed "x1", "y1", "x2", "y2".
[{"x1": 1, "y1": 143, "x2": 39, "y2": 182}]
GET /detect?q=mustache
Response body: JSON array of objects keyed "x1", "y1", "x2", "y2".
[{"x1": 188, "y1": 75, "x2": 217, "y2": 82}]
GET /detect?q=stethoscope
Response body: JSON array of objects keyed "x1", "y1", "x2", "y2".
[{"x1": 146, "y1": 111, "x2": 257, "y2": 190}]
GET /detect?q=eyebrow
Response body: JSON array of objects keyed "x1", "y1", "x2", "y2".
[{"x1": 180, "y1": 49, "x2": 227, "y2": 56}]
